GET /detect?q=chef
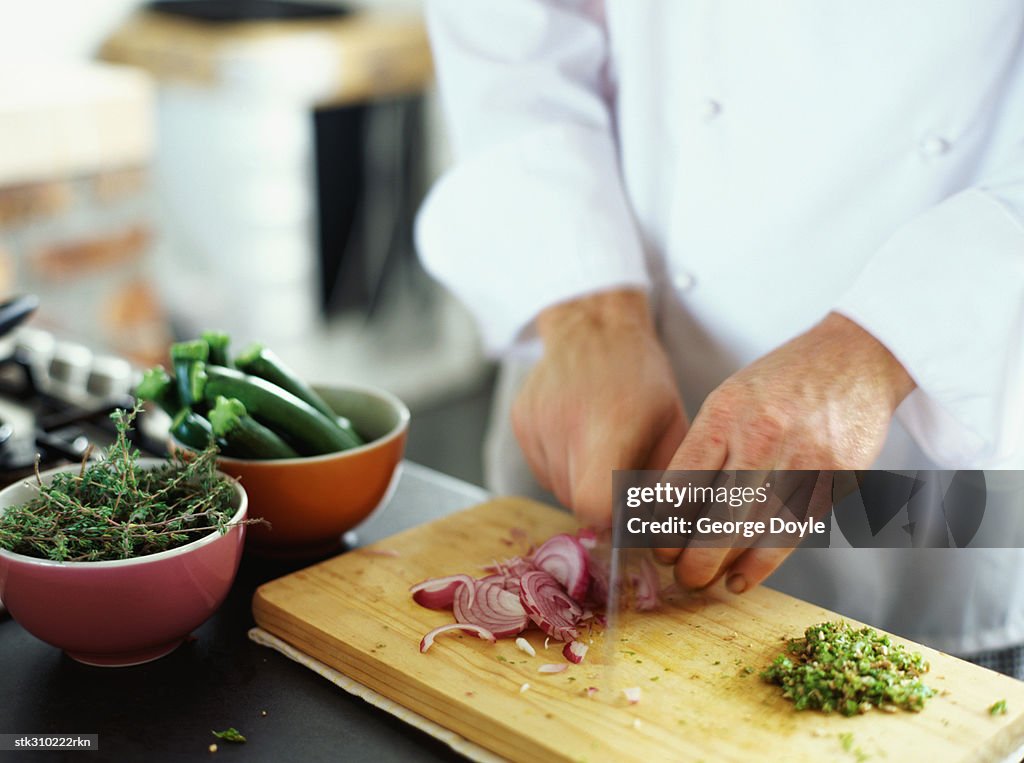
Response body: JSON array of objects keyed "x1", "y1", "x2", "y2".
[{"x1": 415, "y1": 1, "x2": 1024, "y2": 677}]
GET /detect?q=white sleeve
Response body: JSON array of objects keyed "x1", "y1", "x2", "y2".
[
  {"x1": 834, "y1": 158, "x2": 1024, "y2": 468},
  {"x1": 415, "y1": 0, "x2": 650, "y2": 355}
]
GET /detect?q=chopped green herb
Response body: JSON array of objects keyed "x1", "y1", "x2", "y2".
[
  {"x1": 762, "y1": 621, "x2": 935, "y2": 716},
  {"x1": 496, "y1": 655, "x2": 509, "y2": 663},
  {"x1": 742, "y1": 666, "x2": 755, "y2": 675},
  {"x1": 621, "y1": 650, "x2": 636, "y2": 656},
  {"x1": 839, "y1": 732, "x2": 854, "y2": 752},
  {"x1": 649, "y1": 676, "x2": 660, "y2": 682},
  {"x1": 212, "y1": 728, "x2": 246, "y2": 744},
  {"x1": 635, "y1": 659, "x2": 643, "y2": 664},
  {"x1": 989, "y1": 699, "x2": 1008, "y2": 716},
  {"x1": 567, "y1": 677, "x2": 576, "y2": 682},
  {"x1": 713, "y1": 660, "x2": 721, "y2": 666}
]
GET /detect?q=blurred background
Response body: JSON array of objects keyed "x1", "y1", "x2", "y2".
[{"x1": 0, "y1": 0, "x2": 495, "y2": 485}]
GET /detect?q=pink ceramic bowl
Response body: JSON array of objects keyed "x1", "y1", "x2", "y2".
[{"x1": 0, "y1": 458, "x2": 247, "y2": 667}]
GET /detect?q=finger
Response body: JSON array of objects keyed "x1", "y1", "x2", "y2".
[
  {"x1": 643, "y1": 406, "x2": 688, "y2": 471},
  {"x1": 670, "y1": 460, "x2": 771, "y2": 589},
  {"x1": 570, "y1": 422, "x2": 657, "y2": 527},
  {"x1": 512, "y1": 409, "x2": 553, "y2": 492},
  {"x1": 655, "y1": 413, "x2": 728, "y2": 569},
  {"x1": 723, "y1": 546, "x2": 796, "y2": 594},
  {"x1": 666, "y1": 409, "x2": 728, "y2": 471}
]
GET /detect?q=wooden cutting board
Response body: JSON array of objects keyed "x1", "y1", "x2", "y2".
[{"x1": 253, "y1": 498, "x2": 1024, "y2": 763}]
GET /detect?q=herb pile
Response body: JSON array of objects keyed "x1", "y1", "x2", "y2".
[
  {"x1": 0, "y1": 407, "x2": 240, "y2": 562},
  {"x1": 761, "y1": 621, "x2": 936, "y2": 716}
]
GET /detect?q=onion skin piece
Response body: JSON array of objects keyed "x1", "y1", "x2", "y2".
[
  {"x1": 420, "y1": 623, "x2": 496, "y2": 653},
  {"x1": 410, "y1": 574, "x2": 475, "y2": 610},
  {"x1": 531, "y1": 533, "x2": 591, "y2": 601},
  {"x1": 563, "y1": 640, "x2": 588, "y2": 664},
  {"x1": 538, "y1": 663, "x2": 568, "y2": 674},
  {"x1": 516, "y1": 637, "x2": 536, "y2": 657}
]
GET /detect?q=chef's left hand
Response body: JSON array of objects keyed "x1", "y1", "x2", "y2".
[{"x1": 656, "y1": 312, "x2": 916, "y2": 593}]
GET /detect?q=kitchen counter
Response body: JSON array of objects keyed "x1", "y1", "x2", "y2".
[{"x1": 0, "y1": 461, "x2": 488, "y2": 763}]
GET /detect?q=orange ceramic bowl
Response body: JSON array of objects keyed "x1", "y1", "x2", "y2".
[{"x1": 194, "y1": 385, "x2": 409, "y2": 558}]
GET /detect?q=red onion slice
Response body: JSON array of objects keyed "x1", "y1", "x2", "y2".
[
  {"x1": 576, "y1": 528, "x2": 598, "y2": 550},
  {"x1": 531, "y1": 534, "x2": 590, "y2": 601},
  {"x1": 420, "y1": 623, "x2": 496, "y2": 653},
  {"x1": 454, "y1": 579, "x2": 529, "y2": 638},
  {"x1": 519, "y1": 570, "x2": 582, "y2": 642},
  {"x1": 631, "y1": 557, "x2": 661, "y2": 612},
  {"x1": 410, "y1": 574, "x2": 475, "y2": 610},
  {"x1": 563, "y1": 640, "x2": 588, "y2": 664},
  {"x1": 480, "y1": 573, "x2": 522, "y2": 594}
]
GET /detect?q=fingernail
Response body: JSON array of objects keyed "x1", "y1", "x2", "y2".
[{"x1": 726, "y1": 573, "x2": 747, "y2": 594}]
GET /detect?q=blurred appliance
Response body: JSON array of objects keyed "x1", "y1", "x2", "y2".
[{"x1": 101, "y1": 1, "x2": 434, "y2": 347}]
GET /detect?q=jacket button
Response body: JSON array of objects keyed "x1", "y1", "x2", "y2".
[
  {"x1": 673, "y1": 271, "x2": 696, "y2": 292},
  {"x1": 919, "y1": 135, "x2": 950, "y2": 157},
  {"x1": 699, "y1": 99, "x2": 722, "y2": 122}
]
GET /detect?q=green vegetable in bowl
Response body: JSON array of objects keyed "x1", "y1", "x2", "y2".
[
  {"x1": 170, "y1": 408, "x2": 214, "y2": 451},
  {"x1": 202, "y1": 330, "x2": 232, "y2": 367},
  {"x1": 209, "y1": 396, "x2": 299, "y2": 460},
  {"x1": 136, "y1": 367, "x2": 181, "y2": 416},
  {"x1": 235, "y1": 343, "x2": 364, "y2": 447},
  {"x1": 139, "y1": 332, "x2": 369, "y2": 461},
  {"x1": 170, "y1": 340, "x2": 209, "y2": 406},
  {"x1": 203, "y1": 365, "x2": 360, "y2": 456}
]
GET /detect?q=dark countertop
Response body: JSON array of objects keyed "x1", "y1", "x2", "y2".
[{"x1": 0, "y1": 462, "x2": 490, "y2": 763}]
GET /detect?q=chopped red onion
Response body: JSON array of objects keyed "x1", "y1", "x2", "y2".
[
  {"x1": 515, "y1": 637, "x2": 536, "y2": 657},
  {"x1": 519, "y1": 570, "x2": 582, "y2": 642},
  {"x1": 632, "y1": 557, "x2": 661, "y2": 612},
  {"x1": 538, "y1": 663, "x2": 568, "y2": 674},
  {"x1": 531, "y1": 534, "x2": 591, "y2": 601},
  {"x1": 454, "y1": 579, "x2": 529, "y2": 639},
  {"x1": 420, "y1": 623, "x2": 495, "y2": 653},
  {"x1": 622, "y1": 687, "x2": 642, "y2": 704},
  {"x1": 563, "y1": 640, "x2": 588, "y2": 664},
  {"x1": 410, "y1": 574, "x2": 475, "y2": 610},
  {"x1": 362, "y1": 548, "x2": 402, "y2": 557}
]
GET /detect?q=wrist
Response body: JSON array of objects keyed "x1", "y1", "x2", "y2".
[
  {"x1": 820, "y1": 312, "x2": 916, "y2": 408},
  {"x1": 537, "y1": 289, "x2": 654, "y2": 345}
]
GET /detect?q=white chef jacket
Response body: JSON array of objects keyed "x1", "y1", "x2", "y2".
[{"x1": 415, "y1": 0, "x2": 1024, "y2": 654}]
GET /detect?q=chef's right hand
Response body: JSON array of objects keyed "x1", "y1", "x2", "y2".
[{"x1": 511, "y1": 289, "x2": 688, "y2": 527}]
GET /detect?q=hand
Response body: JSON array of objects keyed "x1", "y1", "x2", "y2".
[
  {"x1": 658, "y1": 312, "x2": 916, "y2": 592},
  {"x1": 512, "y1": 289, "x2": 688, "y2": 526}
]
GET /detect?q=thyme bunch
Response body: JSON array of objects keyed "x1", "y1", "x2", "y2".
[
  {"x1": 0, "y1": 406, "x2": 241, "y2": 562},
  {"x1": 761, "y1": 621, "x2": 936, "y2": 716}
]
